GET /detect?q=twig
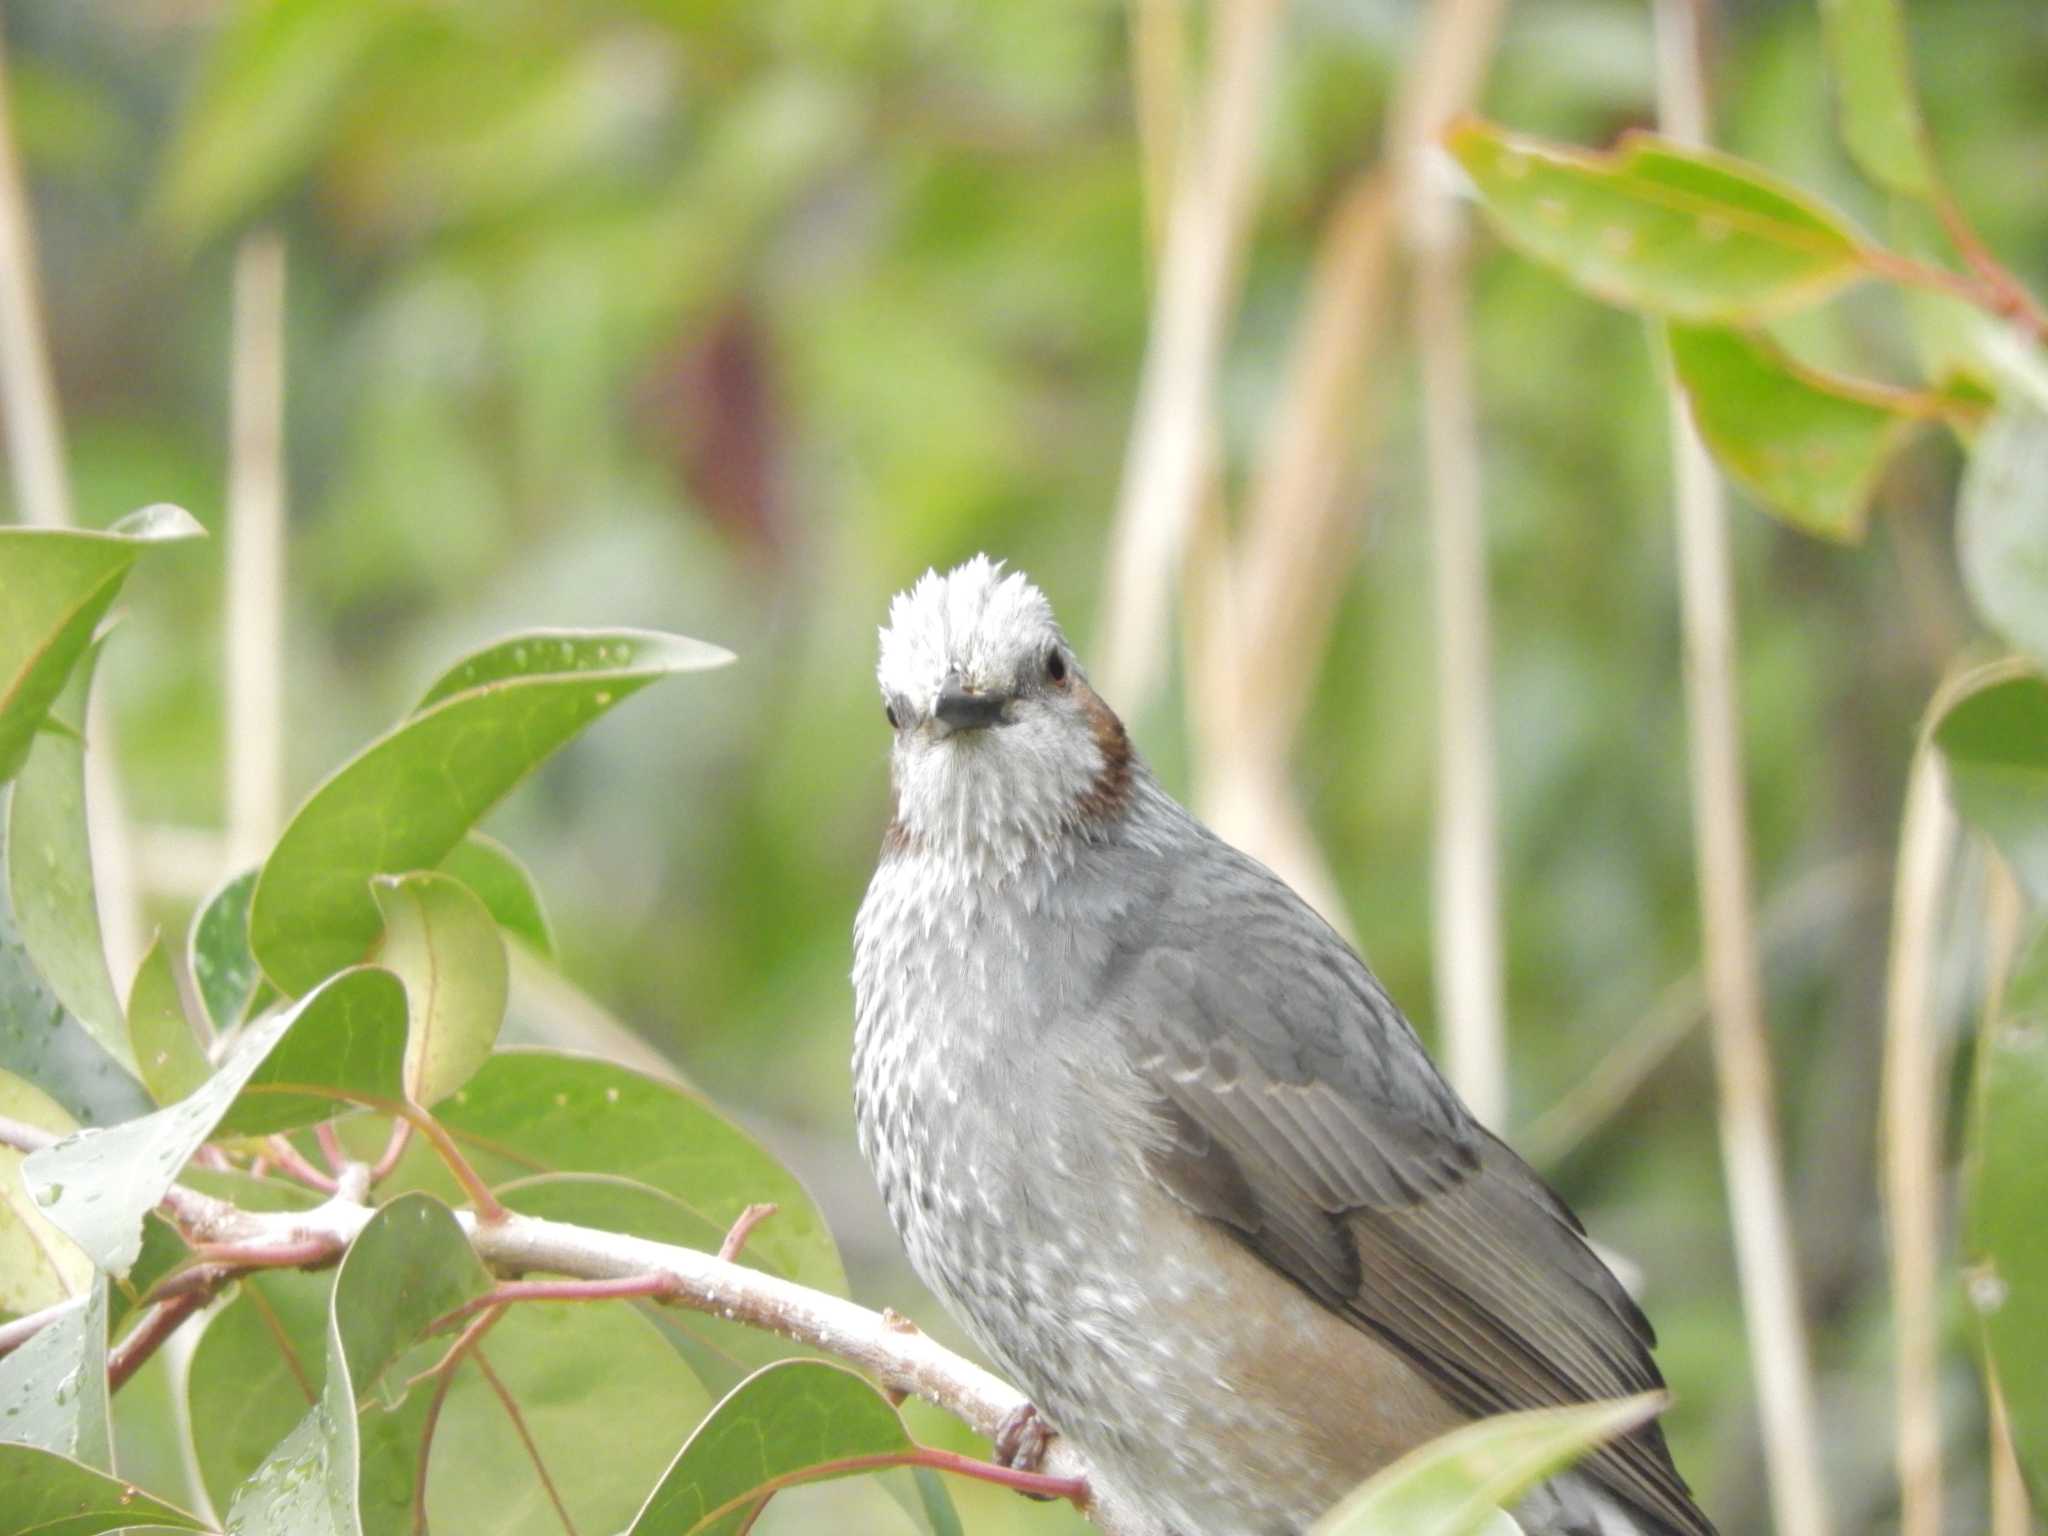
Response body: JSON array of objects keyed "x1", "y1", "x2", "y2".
[
  {"x1": 265, "y1": 1134, "x2": 340, "y2": 1193},
  {"x1": 0, "y1": 1298, "x2": 78, "y2": 1360},
  {"x1": 1881, "y1": 746, "x2": 1956, "y2": 1536},
  {"x1": 718, "y1": 1202, "x2": 778, "y2": 1262},
  {"x1": 474, "y1": 1346, "x2": 581, "y2": 1536},
  {"x1": 315, "y1": 1121, "x2": 347, "y2": 1176},
  {"x1": 1652, "y1": 5, "x2": 1833, "y2": 1535},
  {"x1": 413, "y1": 1305, "x2": 507, "y2": 1536},
  {"x1": 402, "y1": 1105, "x2": 509, "y2": 1223},
  {"x1": 108, "y1": 1286, "x2": 217, "y2": 1392},
  {"x1": 371, "y1": 1118, "x2": 414, "y2": 1183}
]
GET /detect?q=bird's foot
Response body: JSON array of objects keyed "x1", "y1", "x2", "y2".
[{"x1": 993, "y1": 1401, "x2": 1055, "y2": 1500}]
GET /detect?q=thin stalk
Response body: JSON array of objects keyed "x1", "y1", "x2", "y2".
[
  {"x1": 1881, "y1": 747, "x2": 1957, "y2": 1536},
  {"x1": 1978, "y1": 858, "x2": 2030, "y2": 1536},
  {"x1": 0, "y1": 23, "x2": 71, "y2": 528},
  {"x1": 1653, "y1": 5, "x2": 1833, "y2": 1533}
]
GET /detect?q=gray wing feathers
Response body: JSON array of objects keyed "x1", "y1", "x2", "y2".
[{"x1": 1113, "y1": 837, "x2": 1713, "y2": 1536}]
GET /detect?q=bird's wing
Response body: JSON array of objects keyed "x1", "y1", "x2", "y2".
[{"x1": 1113, "y1": 838, "x2": 1712, "y2": 1536}]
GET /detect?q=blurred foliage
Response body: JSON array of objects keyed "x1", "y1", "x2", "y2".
[{"x1": 2, "y1": 0, "x2": 2047, "y2": 1531}]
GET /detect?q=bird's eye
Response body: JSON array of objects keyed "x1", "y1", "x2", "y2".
[
  {"x1": 1044, "y1": 647, "x2": 1068, "y2": 685},
  {"x1": 885, "y1": 703, "x2": 900, "y2": 729}
]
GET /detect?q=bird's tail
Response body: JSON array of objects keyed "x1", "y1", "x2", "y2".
[{"x1": 1514, "y1": 1469, "x2": 1715, "y2": 1536}]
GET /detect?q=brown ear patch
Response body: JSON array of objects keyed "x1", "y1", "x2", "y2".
[{"x1": 1074, "y1": 683, "x2": 1134, "y2": 823}]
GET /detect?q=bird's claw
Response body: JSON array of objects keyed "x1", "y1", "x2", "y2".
[{"x1": 993, "y1": 1401, "x2": 1055, "y2": 1500}]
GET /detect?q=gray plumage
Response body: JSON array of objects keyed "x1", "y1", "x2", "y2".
[{"x1": 853, "y1": 558, "x2": 1714, "y2": 1536}]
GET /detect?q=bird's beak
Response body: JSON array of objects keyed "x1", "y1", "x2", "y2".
[{"x1": 934, "y1": 671, "x2": 1010, "y2": 732}]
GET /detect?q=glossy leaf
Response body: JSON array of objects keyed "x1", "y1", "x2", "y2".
[
  {"x1": 23, "y1": 967, "x2": 407, "y2": 1275},
  {"x1": 417, "y1": 1299, "x2": 712, "y2": 1536},
  {"x1": 227, "y1": 1195, "x2": 493, "y2": 1536},
  {"x1": 0, "y1": 1276, "x2": 111, "y2": 1470},
  {"x1": 188, "y1": 1269, "x2": 333, "y2": 1515},
  {"x1": 1958, "y1": 402, "x2": 2048, "y2": 668},
  {"x1": 435, "y1": 1050, "x2": 844, "y2": 1295},
  {"x1": 1819, "y1": 0, "x2": 1935, "y2": 198},
  {"x1": 0, "y1": 1442, "x2": 206, "y2": 1533},
  {"x1": 439, "y1": 832, "x2": 555, "y2": 956},
  {"x1": 1667, "y1": 323, "x2": 1922, "y2": 542},
  {"x1": 188, "y1": 867, "x2": 261, "y2": 1037},
  {"x1": 1448, "y1": 121, "x2": 1867, "y2": 323},
  {"x1": 7, "y1": 644, "x2": 129, "y2": 1069},
  {"x1": 625, "y1": 1359, "x2": 914, "y2": 1536},
  {"x1": 0, "y1": 505, "x2": 204, "y2": 787},
  {"x1": 369, "y1": 871, "x2": 506, "y2": 1107},
  {"x1": 1965, "y1": 924, "x2": 2048, "y2": 1480},
  {"x1": 126, "y1": 935, "x2": 211, "y2": 1107},
  {"x1": 1931, "y1": 664, "x2": 2048, "y2": 907},
  {"x1": 1313, "y1": 1394, "x2": 1667, "y2": 1536},
  {"x1": 0, "y1": 1069, "x2": 92, "y2": 1313},
  {"x1": 249, "y1": 627, "x2": 730, "y2": 996}
]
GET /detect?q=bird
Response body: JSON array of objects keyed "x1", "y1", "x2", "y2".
[{"x1": 852, "y1": 556, "x2": 1715, "y2": 1536}]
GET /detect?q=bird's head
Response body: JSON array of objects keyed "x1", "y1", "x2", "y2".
[{"x1": 876, "y1": 555, "x2": 1132, "y2": 859}]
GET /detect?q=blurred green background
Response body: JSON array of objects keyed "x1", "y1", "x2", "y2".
[{"x1": 6, "y1": 0, "x2": 2046, "y2": 1530}]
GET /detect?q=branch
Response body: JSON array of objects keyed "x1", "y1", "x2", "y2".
[{"x1": 0, "y1": 1115, "x2": 1157, "y2": 1535}]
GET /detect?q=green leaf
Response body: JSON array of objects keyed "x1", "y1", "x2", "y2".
[
  {"x1": 435, "y1": 1050, "x2": 844, "y2": 1296},
  {"x1": 0, "y1": 809, "x2": 150, "y2": 1127},
  {"x1": 0, "y1": 1069, "x2": 92, "y2": 1313},
  {"x1": 0, "y1": 505, "x2": 204, "y2": 787},
  {"x1": 0, "y1": 1442, "x2": 206, "y2": 1533},
  {"x1": 625, "y1": 1360, "x2": 915, "y2": 1536},
  {"x1": 1930, "y1": 663, "x2": 2048, "y2": 907},
  {"x1": 369, "y1": 871, "x2": 506, "y2": 1107},
  {"x1": 1666, "y1": 323, "x2": 1924, "y2": 542},
  {"x1": 0, "y1": 1276, "x2": 111, "y2": 1470},
  {"x1": 7, "y1": 642, "x2": 130, "y2": 1069},
  {"x1": 249, "y1": 628, "x2": 731, "y2": 997},
  {"x1": 189, "y1": 867, "x2": 262, "y2": 1037},
  {"x1": 1958, "y1": 402, "x2": 2048, "y2": 668},
  {"x1": 1447, "y1": 121, "x2": 1868, "y2": 323},
  {"x1": 416, "y1": 1299, "x2": 713, "y2": 1536},
  {"x1": 126, "y1": 935, "x2": 212, "y2": 1107},
  {"x1": 188, "y1": 1269, "x2": 333, "y2": 1515},
  {"x1": 439, "y1": 833, "x2": 555, "y2": 957},
  {"x1": 1965, "y1": 923, "x2": 2048, "y2": 1481},
  {"x1": 227, "y1": 1194, "x2": 493, "y2": 1536},
  {"x1": 23, "y1": 967, "x2": 407, "y2": 1275},
  {"x1": 1819, "y1": 0, "x2": 1936, "y2": 198},
  {"x1": 1312, "y1": 1394, "x2": 1668, "y2": 1536}
]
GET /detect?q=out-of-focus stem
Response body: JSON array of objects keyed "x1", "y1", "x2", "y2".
[
  {"x1": 1653, "y1": 5, "x2": 1833, "y2": 1534},
  {"x1": 1978, "y1": 858, "x2": 2029, "y2": 1536},
  {"x1": 1881, "y1": 746, "x2": 1956, "y2": 1536},
  {"x1": 1127, "y1": 0, "x2": 1184, "y2": 261},
  {"x1": 226, "y1": 232, "x2": 288, "y2": 871},
  {"x1": 0, "y1": 24, "x2": 71, "y2": 528}
]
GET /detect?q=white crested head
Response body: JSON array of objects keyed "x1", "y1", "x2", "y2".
[{"x1": 875, "y1": 556, "x2": 1133, "y2": 871}]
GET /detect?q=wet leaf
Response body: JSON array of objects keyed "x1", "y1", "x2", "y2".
[
  {"x1": 23, "y1": 967, "x2": 406, "y2": 1275},
  {"x1": 0, "y1": 1441, "x2": 206, "y2": 1532},
  {"x1": 1667, "y1": 323, "x2": 1923, "y2": 542},
  {"x1": 0, "y1": 1069, "x2": 92, "y2": 1313},
  {"x1": 0, "y1": 506, "x2": 204, "y2": 787},
  {"x1": 1958, "y1": 401, "x2": 2048, "y2": 668},
  {"x1": 188, "y1": 867, "x2": 261, "y2": 1037},
  {"x1": 1449, "y1": 121, "x2": 1867, "y2": 323},
  {"x1": 188, "y1": 1269, "x2": 333, "y2": 1515},
  {"x1": 625, "y1": 1360, "x2": 914, "y2": 1536},
  {"x1": 0, "y1": 1276, "x2": 111, "y2": 1470},
  {"x1": 249, "y1": 628, "x2": 730, "y2": 996},
  {"x1": 126, "y1": 935, "x2": 211, "y2": 1107},
  {"x1": 369, "y1": 871, "x2": 505, "y2": 1107},
  {"x1": 1313, "y1": 1394, "x2": 1668, "y2": 1536}
]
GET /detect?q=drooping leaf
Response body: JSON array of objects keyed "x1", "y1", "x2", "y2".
[
  {"x1": 188, "y1": 867, "x2": 261, "y2": 1037},
  {"x1": 439, "y1": 833, "x2": 555, "y2": 957},
  {"x1": 0, "y1": 810, "x2": 150, "y2": 1127},
  {"x1": 0, "y1": 1442, "x2": 206, "y2": 1533},
  {"x1": 187, "y1": 1269, "x2": 333, "y2": 1515},
  {"x1": 434, "y1": 1050, "x2": 844, "y2": 1295},
  {"x1": 1819, "y1": 0, "x2": 1936, "y2": 198},
  {"x1": 1958, "y1": 402, "x2": 2048, "y2": 668},
  {"x1": 226, "y1": 1194, "x2": 494, "y2": 1536},
  {"x1": 7, "y1": 641, "x2": 130, "y2": 1068},
  {"x1": 0, "y1": 1276, "x2": 111, "y2": 1470},
  {"x1": 1666, "y1": 323, "x2": 1924, "y2": 542},
  {"x1": 249, "y1": 628, "x2": 731, "y2": 996},
  {"x1": 0, "y1": 1069, "x2": 92, "y2": 1313},
  {"x1": 1447, "y1": 121, "x2": 1868, "y2": 323},
  {"x1": 126, "y1": 934, "x2": 212, "y2": 1107},
  {"x1": 416, "y1": 1299, "x2": 712, "y2": 1536},
  {"x1": 111, "y1": 1212, "x2": 193, "y2": 1332},
  {"x1": 625, "y1": 1360, "x2": 917, "y2": 1536},
  {"x1": 23, "y1": 967, "x2": 407, "y2": 1275},
  {"x1": 1312, "y1": 1394, "x2": 1668, "y2": 1536},
  {"x1": 1965, "y1": 923, "x2": 2048, "y2": 1480},
  {"x1": 1931, "y1": 663, "x2": 2048, "y2": 907},
  {"x1": 370, "y1": 870, "x2": 506, "y2": 1107},
  {"x1": 0, "y1": 505, "x2": 204, "y2": 786}
]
